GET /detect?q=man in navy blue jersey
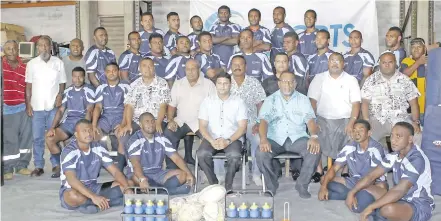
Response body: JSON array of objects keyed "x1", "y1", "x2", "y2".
[
  {"x1": 139, "y1": 12, "x2": 165, "y2": 56},
  {"x1": 119, "y1": 31, "x2": 143, "y2": 83},
  {"x1": 270, "y1": 6, "x2": 295, "y2": 63},
  {"x1": 144, "y1": 33, "x2": 170, "y2": 79},
  {"x1": 298, "y1": 10, "x2": 319, "y2": 58},
  {"x1": 343, "y1": 30, "x2": 375, "y2": 85}
]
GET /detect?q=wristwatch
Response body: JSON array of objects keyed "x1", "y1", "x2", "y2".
[
  {"x1": 311, "y1": 134, "x2": 319, "y2": 139},
  {"x1": 139, "y1": 177, "x2": 147, "y2": 183},
  {"x1": 413, "y1": 120, "x2": 421, "y2": 125}
]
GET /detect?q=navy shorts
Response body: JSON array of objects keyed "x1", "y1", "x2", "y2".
[
  {"x1": 98, "y1": 115, "x2": 123, "y2": 134},
  {"x1": 126, "y1": 169, "x2": 170, "y2": 186},
  {"x1": 59, "y1": 182, "x2": 103, "y2": 210},
  {"x1": 59, "y1": 121, "x2": 77, "y2": 137}
]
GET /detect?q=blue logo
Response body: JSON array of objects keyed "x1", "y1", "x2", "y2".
[
  {"x1": 204, "y1": 10, "x2": 245, "y2": 30},
  {"x1": 293, "y1": 23, "x2": 355, "y2": 48}
]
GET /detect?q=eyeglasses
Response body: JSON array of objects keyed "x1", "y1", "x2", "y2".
[{"x1": 279, "y1": 80, "x2": 296, "y2": 85}]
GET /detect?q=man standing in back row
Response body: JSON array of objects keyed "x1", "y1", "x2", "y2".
[
  {"x1": 270, "y1": 6, "x2": 295, "y2": 64},
  {"x1": 298, "y1": 9, "x2": 318, "y2": 58}
]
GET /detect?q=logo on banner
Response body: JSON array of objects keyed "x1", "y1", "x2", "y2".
[
  {"x1": 293, "y1": 24, "x2": 355, "y2": 48},
  {"x1": 204, "y1": 11, "x2": 245, "y2": 31}
]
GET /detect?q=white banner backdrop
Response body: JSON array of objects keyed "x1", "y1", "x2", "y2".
[{"x1": 190, "y1": 0, "x2": 379, "y2": 59}]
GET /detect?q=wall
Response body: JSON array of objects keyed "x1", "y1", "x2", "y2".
[
  {"x1": 435, "y1": 1, "x2": 441, "y2": 42},
  {"x1": 98, "y1": 0, "x2": 124, "y2": 16}
]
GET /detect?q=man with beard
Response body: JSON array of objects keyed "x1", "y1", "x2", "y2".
[
  {"x1": 298, "y1": 10, "x2": 319, "y2": 58},
  {"x1": 318, "y1": 120, "x2": 387, "y2": 214},
  {"x1": 46, "y1": 67, "x2": 95, "y2": 178},
  {"x1": 400, "y1": 38, "x2": 428, "y2": 125},
  {"x1": 283, "y1": 32, "x2": 308, "y2": 94},
  {"x1": 85, "y1": 27, "x2": 117, "y2": 87},
  {"x1": 62, "y1": 38, "x2": 86, "y2": 85},
  {"x1": 144, "y1": 33, "x2": 170, "y2": 79},
  {"x1": 270, "y1": 6, "x2": 295, "y2": 64},
  {"x1": 194, "y1": 31, "x2": 225, "y2": 81},
  {"x1": 343, "y1": 30, "x2": 375, "y2": 86},
  {"x1": 139, "y1": 12, "x2": 166, "y2": 56},
  {"x1": 164, "y1": 36, "x2": 192, "y2": 85},
  {"x1": 257, "y1": 71, "x2": 320, "y2": 197},
  {"x1": 209, "y1": 5, "x2": 241, "y2": 65},
  {"x1": 119, "y1": 31, "x2": 143, "y2": 83},
  {"x1": 227, "y1": 29, "x2": 272, "y2": 82},
  {"x1": 127, "y1": 112, "x2": 194, "y2": 195},
  {"x1": 361, "y1": 52, "x2": 422, "y2": 149},
  {"x1": 188, "y1": 15, "x2": 203, "y2": 56},
  {"x1": 93, "y1": 63, "x2": 131, "y2": 172},
  {"x1": 2, "y1": 40, "x2": 32, "y2": 180},
  {"x1": 307, "y1": 29, "x2": 334, "y2": 84},
  {"x1": 164, "y1": 12, "x2": 183, "y2": 56},
  {"x1": 59, "y1": 119, "x2": 132, "y2": 214},
  {"x1": 347, "y1": 122, "x2": 434, "y2": 221},
  {"x1": 25, "y1": 35, "x2": 67, "y2": 177},
  {"x1": 245, "y1": 8, "x2": 271, "y2": 53}
]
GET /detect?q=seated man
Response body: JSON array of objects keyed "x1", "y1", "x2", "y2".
[
  {"x1": 46, "y1": 67, "x2": 95, "y2": 178},
  {"x1": 127, "y1": 112, "x2": 194, "y2": 195},
  {"x1": 257, "y1": 71, "x2": 320, "y2": 198},
  {"x1": 163, "y1": 59, "x2": 216, "y2": 167},
  {"x1": 60, "y1": 119, "x2": 132, "y2": 214},
  {"x1": 92, "y1": 63, "x2": 131, "y2": 172},
  {"x1": 346, "y1": 122, "x2": 434, "y2": 221},
  {"x1": 318, "y1": 119, "x2": 387, "y2": 213},
  {"x1": 197, "y1": 72, "x2": 248, "y2": 191}
]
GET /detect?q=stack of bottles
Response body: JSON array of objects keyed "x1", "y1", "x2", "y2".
[
  {"x1": 226, "y1": 202, "x2": 273, "y2": 219},
  {"x1": 123, "y1": 199, "x2": 168, "y2": 221}
]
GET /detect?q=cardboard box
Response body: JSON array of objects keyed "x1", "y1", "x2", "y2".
[{"x1": 0, "y1": 22, "x2": 26, "y2": 56}]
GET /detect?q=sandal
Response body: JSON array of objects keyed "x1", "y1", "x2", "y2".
[{"x1": 311, "y1": 172, "x2": 323, "y2": 183}]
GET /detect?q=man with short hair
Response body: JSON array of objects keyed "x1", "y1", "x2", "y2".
[
  {"x1": 362, "y1": 52, "x2": 422, "y2": 148},
  {"x1": 188, "y1": 15, "x2": 203, "y2": 56},
  {"x1": 270, "y1": 6, "x2": 295, "y2": 64},
  {"x1": 59, "y1": 119, "x2": 132, "y2": 214},
  {"x1": 46, "y1": 67, "x2": 95, "y2": 178},
  {"x1": 343, "y1": 30, "x2": 375, "y2": 85},
  {"x1": 401, "y1": 38, "x2": 427, "y2": 125},
  {"x1": 209, "y1": 5, "x2": 241, "y2": 65},
  {"x1": 227, "y1": 29, "x2": 273, "y2": 82},
  {"x1": 2, "y1": 40, "x2": 32, "y2": 180},
  {"x1": 245, "y1": 8, "x2": 271, "y2": 53},
  {"x1": 347, "y1": 122, "x2": 434, "y2": 221},
  {"x1": 229, "y1": 55, "x2": 266, "y2": 186},
  {"x1": 92, "y1": 63, "x2": 131, "y2": 172},
  {"x1": 144, "y1": 33, "x2": 170, "y2": 79},
  {"x1": 283, "y1": 32, "x2": 308, "y2": 94},
  {"x1": 307, "y1": 29, "x2": 334, "y2": 84},
  {"x1": 261, "y1": 52, "x2": 288, "y2": 96},
  {"x1": 257, "y1": 72, "x2": 321, "y2": 198},
  {"x1": 164, "y1": 12, "x2": 183, "y2": 56},
  {"x1": 373, "y1": 26, "x2": 407, "y2": 71},
  {"x1": 164, "y1": 36, "x2": 192, "y2": 85},
  {"x1": 318, "y1": 120, "x2": 387, "y2": 214},
  {"x1": 197, "y1": 72, "x2": 248, "y2": 191},
  {"x1": 194, "y1": 31, "x2": 225, "y2": 81},
  {"x1": 84, "y1": 27, "x2": 117, "y2": 87},
  {"x1": 62, "y1": 38, "x2": 86, "y2": 86},
  {"x1": 119, "y1": 31, "x2": 143, "y2": 83},
  {"x1": 26, "y1": 35, "x2": 67, "y2": 177},
  {"x1": 298, "y1": 9, "x2": 319, "y2": 58},
  {"x1": 139, "y1": 12, "x2": 165, "y2": 56},
  {"x1": 308, "y1": 52, "x2": 361, "y2": 182},
  {"x1": 164, "y1": 59, "x2": 216, "y2": 167},
  {"x1": 127, "y1": 112, "x2": 194, "y2": 195}
]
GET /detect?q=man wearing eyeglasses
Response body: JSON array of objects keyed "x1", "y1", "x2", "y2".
[
  {"x1": 257, "y1": 71, "x2": 320, "y2": 198},
  {"x1": 308, "y1": 52, "x2": 361, "y2": 176}
]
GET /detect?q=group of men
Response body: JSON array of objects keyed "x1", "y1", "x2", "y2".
[{"x1": 2, "y1": 4, "x2": 441, "y2": 220}]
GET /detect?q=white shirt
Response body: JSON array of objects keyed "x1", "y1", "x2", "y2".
[
  {"x1": 170, "y1": 76, "x2": 217, "y2": 132},
  {"x1": 198, "y1": 94, "x2": 247, "y2": 141},
  {"x1": 308, "y1": 71, "x2": 361, "y2": 119},
  {"x1": 25, "y1": 56, "x2": 67, "y2": 111}
]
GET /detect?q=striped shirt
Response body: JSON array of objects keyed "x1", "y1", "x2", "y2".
[
  {"x1": 2, "y1": 57, "x2": 26, "y2": 114},
  {"x1": 84, "y1": 45, "x2": 117, "y2": 84},
  {"x1": 343, "y1": 48, "x2": 375, "y2": 81}
]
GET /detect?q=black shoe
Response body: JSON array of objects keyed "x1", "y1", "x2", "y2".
[
  {"x1": 341, "y1": 173, "x2": 350, "y2": 178},
  {"x1": 51, "y1": 166, "x2": 60, "y2": 178},
  {"x1": 30, "y1": 168, "x2": 44, "y2": 177},
  {"x1": 311, "y1": 172, "x2": 323, "y2": 183},
  {"x1": 184, "y1": 157, "x2": 195, "y2": 165},
  {"x1": 291, "y1": 169, "x2": 300, "y2": 181}
]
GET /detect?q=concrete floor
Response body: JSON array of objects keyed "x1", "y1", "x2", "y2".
[{"x1": 1, "y1": 139, "x2": 441, "y2": 221}]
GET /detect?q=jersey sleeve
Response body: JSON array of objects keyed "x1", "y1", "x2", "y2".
[
  {"x1": 94, "y1": 85, "x2": 106, "y2": 104},
  {"x1": 61, "y1": 88, "x2": 70, "y2": 109},
  {"x1": 164, "y1": 33, "x2": 177, "y2": 52},
  {"x1": 380, "y1": 153, "x2": 398, "y2": 173},
  {"x1": 84, "y1": 48, "x2": 98, "y2": 74},
  {"x1": 95, "y1": 145, "x2": 114, "y2": 168},
  {"x1": 195, "y1": 54, "x2": 209, "y2": 74},
  {"x1": 400, "y1": 155, "x2": 425, "y2": 185},
  {"x1": 292, "y1": 55, "x2": 308, "y2": 77},
  {"x1": 262, "y1": 28, "x2": 272, "y2": 44},
  {"x1": 127, "y1": 135, "x2": 143, "y2": 159},
  {"x1": 334, "y1": 145, "x2": 355, "y2": 167},
  {"x1": 118, "y1": 53, "x2": 131, "y2": 71},
  {"x1": 61, "y1": 148, "x2": 80, "y2": 172},
  {"x1": 161, "y1": 136, "x2": 176, "y2": 158},
  {"x1": 164, "y1": 57, "x2": 180, "y2": 80},
  {"x1": 84, "y1": 86, "x2": 96, "y2": 105},
  {"x1": 259, "y1": 54, "x2": 273, "y2": 80},
  {"x1": 362, "y1": 52, "x2": 375, "y2": 68}
]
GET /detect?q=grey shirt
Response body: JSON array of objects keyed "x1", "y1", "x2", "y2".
[{"x1": 62, "y1": 56, "x2": 87, "y2": 86}]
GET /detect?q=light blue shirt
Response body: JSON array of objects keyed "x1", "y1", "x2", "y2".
[
  {"x1": 258, "y1": 90, "x2": 315, "y2": 146},
  {"x1": 3, "y1": 103, "x2": 26, "y2": 115}
]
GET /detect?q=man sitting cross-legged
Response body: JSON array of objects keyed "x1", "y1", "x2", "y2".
[
  {"x1": 46, "y1": 67, "x2": 95, "y2": 178},
  {"x1": 346, "y1": 122, "x2": 434, "y2": 221},
  {"x1": 60, "y1": 119, "x2": 132, "y2": 214},
  {"x1": 127, "y1": 112, "x2": 194, "y2": 195},
  {"x1": 318, "y1": 119, "x2": 387, "y2": 213}
]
